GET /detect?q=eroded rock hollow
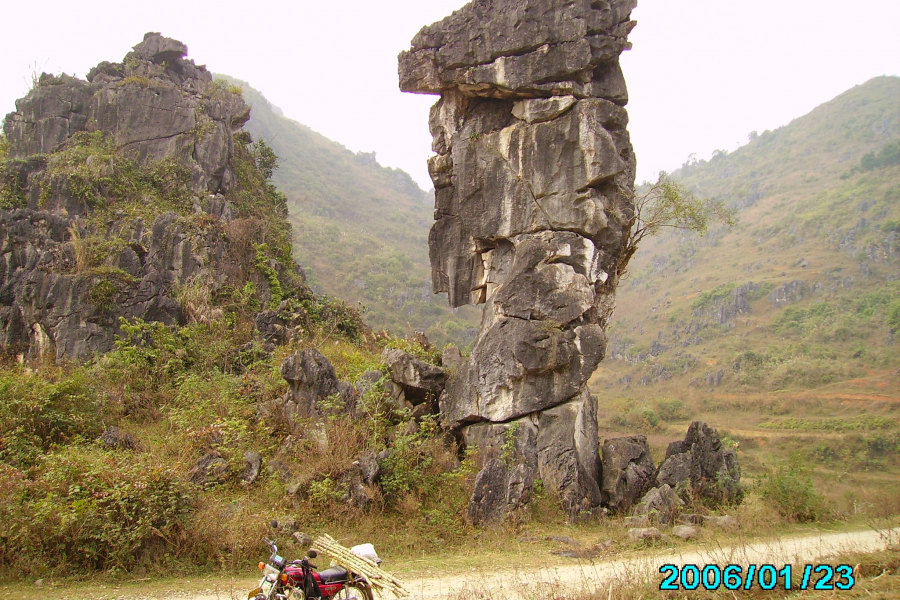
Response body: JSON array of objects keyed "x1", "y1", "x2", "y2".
[{"x1": 399, "y1": 0, "x2": 637, "y2": 520}]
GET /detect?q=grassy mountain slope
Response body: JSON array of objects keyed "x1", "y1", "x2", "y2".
[
  {"x1": 589, "y1": 76, "x2": 900, "y2": 505},
  {"x1": 226, "y1": 78, "x2": 480, "y2": 347}
]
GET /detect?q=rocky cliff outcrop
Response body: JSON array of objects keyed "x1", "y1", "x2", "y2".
[
  {"x1": 0, "y1": 33, "x2": 299, "y2": 361},
  {"x1": 400, "y1": 0, "x2": 637, "y2": 520}
]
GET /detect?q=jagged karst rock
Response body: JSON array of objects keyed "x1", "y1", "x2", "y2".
[
  {"x1": 656, "y1": 421, "x2": 741, "y2": 504},
  {"x1": 705, "y1": 369, "x2": 725, "y2": 388},
  {"x1": 0, "y1": 33, "x2": 293, "y2": 362},
  {"x1": 341, "y1": 462, "x2": 374, "y2": 510},
  {"x1": 768, "y1": 280, "x2": 806, "y2": 307},
  {"x1": 381, "y1": 347, "x2": 447, "y2": 405},
  {"x1": 401, "y1": 0, "x2": 637, "y2": 522},
  {"x1": 280, "y1": 349, "x2": 355, "y2": 422},
  {"x1": 600, "y1": 435, "x2": 656, "y2": 514},
  {"x1": 99, "y1": 426, "x2": 140, "y2": 451},
  {"x1": 354, "y1": 452, "x2": 381, "y2": 486},
  {"x1": 189, "y1": 452, "x2": 230, "y2": 487},
  {"x1": 467, "y1": 458, "x2": 534, "y2": 526},
  {"x1": 632, "y1": 484, "x2": 684, "y2": 525},
  {"x1": 241, "y1": 451, "x2": 263, "y2": 484}
]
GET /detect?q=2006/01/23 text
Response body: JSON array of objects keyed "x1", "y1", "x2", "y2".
[{"x1": 659, "y1": 564, "x2": 855, "y2": 591}]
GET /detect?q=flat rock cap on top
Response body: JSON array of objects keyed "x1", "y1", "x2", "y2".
[
  {"x1": 399, "y1": 0, "x2": 637, "y2": 96},
  {"x1": 132, "y1": 32, "x2": 188, "y2": 63}
]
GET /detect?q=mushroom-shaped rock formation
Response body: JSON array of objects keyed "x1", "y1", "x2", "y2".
[{"x1": 399, "y1": 0, "x2": 637, "y2": 520}]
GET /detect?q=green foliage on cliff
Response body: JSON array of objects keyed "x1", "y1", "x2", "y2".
[
  {"x1": 41, "y1": 130, "x2": 193, "y2": 215},
  {"x1": 222, "y1": 77, "x2": 481, "y2": 348}
]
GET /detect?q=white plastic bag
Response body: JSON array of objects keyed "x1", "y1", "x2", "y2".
[{"x1": 350, "y1": 543, "x2": 382, "y2": 565}]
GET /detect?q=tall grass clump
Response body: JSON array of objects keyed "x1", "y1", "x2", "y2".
[{"x1": 755, "y1": 458, "x2": 827, "y2": 523}]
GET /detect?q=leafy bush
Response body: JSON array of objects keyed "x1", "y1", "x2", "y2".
[
  {"x1": 855, "y1": 141, "x2": 900, "y2": 173},
  {"x1": 609, "y1": 406, "x2": 662, "y2": 432},
  {"x1": 0, "y1": 369, "x2": 107, "y2": 469},
  {"x1": 0, "y1": 448, "x2": 193, "y2": 575},
  {"x1": 888, "y1": 299, "x2": 900, "y2": 332},
  {"x1": 656, "y1": 398, "x2": 690, "y2": 421},
  {"x1": 379, "y1": 416, "x2": 454, "y2": 504},
  {"x1": 756, "y1": 458, "x2": 827, "y2": 523},
  {"x1": 774, "y1": 303, "x2": 836, "y2": 336},
  {"x1": 692, "y1": 282, "x2": 737, "y2": 311},
  {"x1": 42, "y1": 131, "x2": 193, "y2": 215}
]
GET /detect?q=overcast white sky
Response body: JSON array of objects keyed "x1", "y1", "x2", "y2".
[{"x1": 1, "y1": 1, "x2": 898, "y2": 189}]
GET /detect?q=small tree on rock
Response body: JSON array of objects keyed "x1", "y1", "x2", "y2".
[{"x1": 618, "y1": 172, "x2": 737, "y2": 277}]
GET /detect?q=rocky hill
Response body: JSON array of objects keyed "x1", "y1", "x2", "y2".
[
  {"x1": 592, "y1": 76, "x2": 900, "y2": 397},
  {"x1": 0, "y1": 33, "x2": 305, "y2": 361},
  {"x1": 222, "y1": 79, "x2": 481, "y2": 347}
]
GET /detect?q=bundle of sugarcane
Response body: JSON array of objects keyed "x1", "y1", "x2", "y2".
[{"x1": 312, "y1": 534, "x2": 409, "y2": 598}]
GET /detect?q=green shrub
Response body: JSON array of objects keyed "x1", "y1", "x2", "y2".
[
  {"x1": 0, "y1": 369, "x2": 107, "y2": 469},
  {"x1": 692, "y1": 282, "x2": 736, "y2": 311},
  {"x1": 609, "y1": 406, "x2": 662, "y2": 432},
  {"x1": 379, "y1": 416, "x2": 448, "y2": 504},
  {"x1": 657, "y1": 398, "x2": 689, "y2": 421},
  {"x1": 756, "y1": 458, "x2": 827, "y2": 523},
  {"x1": 807, "y1": 433, "x2": 900, "y2": 471},
  {"x1": 888, "y1": 300, "x2": 900, "y2": 332},
  {"x1": 0, "y1": 447, "x2": 193, "y2": 575}
]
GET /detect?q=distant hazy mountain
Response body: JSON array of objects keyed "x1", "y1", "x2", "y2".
[
  {"x1": 222, "y1": 77, "x2": 480, "y2": 347},
  {"x1": 594, "y1": 76, "x2": 900, "y2": 394}
]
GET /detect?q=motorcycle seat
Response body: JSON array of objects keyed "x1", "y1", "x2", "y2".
[{"x1": 318, "y1": 567, "x2": 349, "y2": 583}]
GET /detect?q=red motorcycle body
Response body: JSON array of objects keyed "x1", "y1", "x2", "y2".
[{"x1": 284, "y1": 565, "x2": 349, "y2": 597}]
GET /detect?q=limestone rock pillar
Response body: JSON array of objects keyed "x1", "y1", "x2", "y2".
[{"x1": 400, "y1": 0, "x2": 637, "y2": 521}]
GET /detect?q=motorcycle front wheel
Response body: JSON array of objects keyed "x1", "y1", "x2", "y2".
[{"x1": 331, "y1": 582, "x2": 374, "y2": 600}]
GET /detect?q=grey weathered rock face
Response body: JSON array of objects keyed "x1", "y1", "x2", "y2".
[
  {"x1": 5, "y1": 33, "x2": 248, "y2": 194},
  {"x1": 381, "y1": 347, "x2": 447, "y2": 405},
  {"x1": 281, "y1": 349, "x2": 356, "y2": 422},
  {"x1": 632, "y1": 484, "x2": 684, "y2": 525},
  {"x1": 400, "y1": 0, "x2": 637, "y2": 521},
  {"x1": 467, "y1": 458, "x2": 534, "y2": 526},
  {"x1": 657, "y1": 421, "x2": 742, "y2": 504},
  {"x1": 600, "y1": 435, "x2": 656, "y2": 513},
  {"x1": 0, "y1": 34, "x2": 286, "y2": 362}
]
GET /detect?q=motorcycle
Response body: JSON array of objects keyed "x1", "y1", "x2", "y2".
[{"x1": 248, "y1": 526, "x2": 375, "y2": 600}]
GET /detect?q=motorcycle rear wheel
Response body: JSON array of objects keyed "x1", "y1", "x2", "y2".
[{"x1": 332, "y1": 582, "x2": 374, "y2": 600}]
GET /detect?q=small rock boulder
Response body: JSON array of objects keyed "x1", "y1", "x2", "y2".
[
  {"x1": 672, "y1": 525, "x2": 698, "y2": 540},
  {"x1": 241, "y1": 451, "x2": 262, "y2": 484},
  {"x1": 703, "y1": 515, "x2": 740, "y2": 530},
  {"x1": 189, "y1": 452, "x2": 229, "y2": 486},
  {"x1": 678, "y1": 514, "x2": 706, "y2": 525},
  {"x1": 632, "y1": 484, "x2": 684, "y2": 525},
  {"x1": 381, "y1": 347, "x2": 447, "y2": 405},
  {"x1": 628, "y1": 527, "x2": 662, "y2": 542},
  {"x1": 601, "y1": 435, "x2": 656, "y2": 514},
  {"x1": 99, "y1": 426, "x2": 140, "y2": 451}
]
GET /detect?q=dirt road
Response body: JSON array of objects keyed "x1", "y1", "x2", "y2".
[
  {"x1": 49, "y1": 527, "x2": 897, "y2": 600},
  {"x1": 403, "y1": 527, "x2": 899, "y2": 600}
]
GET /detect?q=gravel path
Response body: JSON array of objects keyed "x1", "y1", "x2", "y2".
[{"x1": 51, "y1": 528, "x2": 899, "y2": 600}]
